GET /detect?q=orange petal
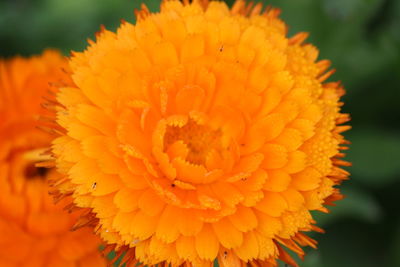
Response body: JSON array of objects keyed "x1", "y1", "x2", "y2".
[
  {"x1": 228, "y1": 205, "x2": 258, "y2": 232},
  {"x1": 180, "y1": 34, "x2": 205, "y2": 62},
  {"x1": 283, "y1": 151, "x2": 307, "y2": 174},
  {"x1": 197, "y1": 185, "x2": 221, "y2": 210},
  {"x1": 178, "y1": 209, "x2": 203, "y2": 236},
  {"x1": 211, "y1": 182, "x2": 244, "y2": 207},
  {"x1": 80, "y1": 136, "x2": 106, "y2": 159},
  {"x1": 123, "y1": 156, "x2": 147, "y2": 175},
  {"x1": 248, "y1": 66, "x2": 270, "y2": 94},
  {"x1": 257, "y1": 87, "x2": 281, "y2": 118},
  {"x1": 279, "y1": 209, "x2": 312, "y2": 238},
  {"x1": 208, "y1": 106, "x2": 245, "y2": 144},
  {"x1": 151, "y1": 41, "x2": 179, "y2": 67},
  {"x1": 261, "y1": 144, "x2": 288, "y2": 169},
  {"x1": 24, "y1": 179, "x2": 44, "y2": 214},
  {"x1": 289, "y1": 119, "x2": 315, "y2": 141},
  {"x1": 158, "y1": 14, "x2": 187, "y2": 46},
  {"x1": 205, "y1": 149, "x2": 223, "y2": 170},
  {"x1": 91, "y1": 173, "x2": 123, "y2": 196},
  {"x1": 67, "y1": 121, "x2": 101, "y2": 143},
  {"x1": 166, "y1": 140, "x2": 189, "y2": 160},
  {"x1": 130, "y1": 210, "x2": 158, "y2": 240},
  {"x1": 298, "y1": 103, "x2": 322, "y2": 123},
  {"x1": 46, "y1": 255, "x2": 76, "y2": 267},
  {"x1": 255, "y1": 211, "x2": 282, "y2": 237},
  {"x1": 218, "y1": 249, "x2": 241, "y2": 267},
  {"x1": 212, "y1": 217, "x2": 243, "y2": 249},
  {"x1": 176, "y1": 236, "x2": 197, "y2": 260},
  {"x1": 112, "y1": 211, "x2": 136, "y2": 235},
  {"x1": 175, "y1": 85, "x2": 205, "y2": 114},
  {"x1": 78, "y1": 75, "x2": 110, "y2": 109},
  {"x1": 173, "y1": 158, "x2": 207, "y2": 184},
  {"x1": 155, "y1": 205, "x2": 181, "y2": 243},
  {"x1": 291, "y1": 167, "x2": 321, "y2": 191},
  {"x1": 241, "y1": 190, "x2": 264, "y2": 207},
  {"x1": 263, "y1": 170, "x2": 291, "y2": 192},
  {"x1": 138, "y1": 189, "x2": 165, "y2": 216},
  {"x1": 148, "y1": 236, "x2": 179, "y2": 262},
  {"x1": 281, "y1": 188, "x2": 305, "y2": 211},
  {"x1": 27, "y1": 211, "x2": 70, "y2": 236},
  {"x1": 195, "y1": 224, "x2": 219, "y2": 260},
  {"x1": 78, "y1": 252, "x2": 107, "y2": 267},
  {"x1": 272, "y1": 100, "x2": 299, "y2": 123},
  {"x1": 254, "y1": 231, "x2": 277, "y2": 260},
  {"x1": 233, "y1": 153, "x2": 264, "y2": 173},
  {"x1": 255, "y1": 191, "x2": 287, "y2": 217},
  {"x1": 242, "y1": 113, "x2": 285, "y2": 155},
  {"x1": 239, "y1": 88, "x2": 263, "y2": 114},
  {"x1": 234, "y1": 231, "x2": 259, "y2": 261},
  {"x1": 119, "y1": 169, "x2": 148, "y2": 190},
  {"x1": 0, "y1": 220, "x2": 32, "y2": 260},
  {"x1": 234, "y1": 169, "x2": 267, "y2": 191},
  {"x1": 96, "y1": 150, "x2": 126, "y2": 175},
  {"x1": 57, "y1": 86, "x2": 89, "y2": 107},
  {"x1": 277, "y1": 244, "x2": 299, "y2": 267},
  {"x1": 113, "y1": 188, "x2": 142, "y2": 213},
  {"x1": 273, "y1": 128, "x2": 303, "y2": 151},
  {"x1": 76, "y1": 104, "x2": 115, "y2": 135},
  {"x1": 92, "y1": 194, "x2": 118, "y2": 218},
  {"x1": 117, "y1": 109, "x2": 151, "y2": 157}
]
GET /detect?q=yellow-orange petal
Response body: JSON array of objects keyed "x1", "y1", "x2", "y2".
[
  {"x1": 255, "y1": 211, "x2": 282, "y2": 238},
  {"x1": 281, "y1": 189, "x2": 305, "y2": 212},
  {"x1": 263, "y1": 170, "x2": 291, "y2": 192},
  {"x1": 242, "y1": 113, "x2": 285, "y2": 154},
  {"x1": 195, "y1": 224, "x2": 219, "y2": 260},
  {"x1": 255, "y1": 191, "x2": 288, "y2": 217},
  {"x1": 138, "y1": 189, "x2": 165, "y2": 216},
  {"x1": 228, "y1": 205, "x2": 258, "y2": 232},
  {"x1": 234, "y1": 231, "x2": 259, "y2": 261},
  {"x1": 155, "y1": 205, "x2": 181, "y2": 243},
  {"x1": 113, "y1": 188, "x2": 142, "y2": 213},
  {"x1": 178, "y1": 209, "x2": 203, "y2": 236},
  {"x1": 261, "y1": 144, "x2": 288, "y2": 169},
  {"x1": 282, "y1": 151, "x2": 307, "y2": 174},
  {"x1": 291, "y1": 167, "x2": 321, "y2": 191},
  {"x1": 176, "y1": 236, "x2": 197, "y2": 261},
  {"x1": 212, "y1": 218, "x2": 243, "y2": 249},
  {"x1": 130, "y1": 210, "x2": 158, "y2": 240}
]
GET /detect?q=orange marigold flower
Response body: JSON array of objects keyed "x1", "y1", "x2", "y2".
[
  {"x1": 51, "y1": 1, "x2": 350, "y2": 266},
  {"x1": 0, "y1": 51, "x2": 106, "y2": 267}
]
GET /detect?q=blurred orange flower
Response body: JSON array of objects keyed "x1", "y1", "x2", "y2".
[
  {"x1": 0, "y1": 51, "x2": 106, "y2": 267},
  {"x1": 52, "y1": 0, "x2": 350, "y2": 266}
]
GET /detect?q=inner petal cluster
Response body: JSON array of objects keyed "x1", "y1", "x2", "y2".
[{"x1": 164, "y1": 118, "x2": 222, "y2": 166}]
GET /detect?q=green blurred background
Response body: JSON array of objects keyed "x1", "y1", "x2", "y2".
[{"x1": 1, "y1": 0, "x2": 399, "y2": 266}]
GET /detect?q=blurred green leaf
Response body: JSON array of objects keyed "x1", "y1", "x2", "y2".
[
  {"x1": 347, "y1": 128, "x2": 400, "y2": 186},
  {"x1": 0, "y1": 0, "x2": 162, "y2": 56},
  {"x1": 313, "y1": 184, "x2": 382, "y2": 225},
  {"x1": 391, "y1": 220, "x2": 400, "y2": 266},
  {"x1": 322, "y1": 0, "x2": 382, "y2": 22},
  {"x1": 316, "y1": 221, "x2": 384, "y2": 267},
  {"x1": 302, "y1": 250, "x2": 322, "y2": 267}
]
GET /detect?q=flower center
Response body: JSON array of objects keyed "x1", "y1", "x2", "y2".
[
  {"x1": 24, "y1": 163, "x2": 48, "y2": 179},
  {"x1": 22, "y1": 148, "x2": 52, "y2": 179},
  {"x1": 164, "y1": 119, "x2": 222, "y2": 165}
]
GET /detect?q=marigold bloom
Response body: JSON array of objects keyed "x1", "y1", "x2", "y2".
[
  {"x1": 51, "y1": 1, "x2": 350, "y2": 266},
  {"x1": 0, "y1": 51, "x2": 106, "y2": 267}
]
